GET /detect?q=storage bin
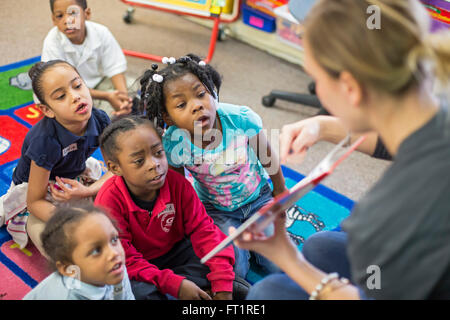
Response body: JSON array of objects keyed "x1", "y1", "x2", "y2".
[
  {"x1": 274, "y1": 4, "x2": 304, "y2": 50},
  {"x1": 245, "y1": 0, "x2": 287, "y2": 17},
  {"x1": 242, "y1": 3, "x2": 276, "y2": 32}
]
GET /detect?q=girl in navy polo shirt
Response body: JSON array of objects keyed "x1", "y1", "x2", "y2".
[
  {"x1": 0, "y1": 60, "x2": 112, "y2": 257},
  {"x1": 94, "y1": 115, "x2": 242, "y2": 300}
]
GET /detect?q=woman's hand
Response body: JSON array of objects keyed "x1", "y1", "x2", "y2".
[
  {"x1": 50, "y1": 176, "x2": 92, "y2": 202},
  {"x1": 279, "y1": 117, "x2": 323, "y2": 164},
  {"x1": 178, "y1": 279, "x2": 212, "y2": 300},
  {"x1": 230, "y1": 213, "x2": 299, "y2": 268}
]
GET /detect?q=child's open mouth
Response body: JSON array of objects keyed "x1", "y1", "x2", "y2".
[
  {"x1": 195, "y1": 115, "x2": 210, "y2": 127},
  {"x1": 148, "y1": 173, "x2": 165, "y2": 184},
  {"x1": 76, "y1": 103, "x2": 88, "y2": 114},
  {"x1": 109, "y1": 262, "x2": 124, "y2": 276}
]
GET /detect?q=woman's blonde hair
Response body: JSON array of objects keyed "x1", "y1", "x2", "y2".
[{"x1": 304, "y1": 0, "x2": 450, "y2": 94}]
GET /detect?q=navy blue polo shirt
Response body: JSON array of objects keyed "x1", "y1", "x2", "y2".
[{"x1": 12, "y1": 108, "x2": 110, "y2": 185}]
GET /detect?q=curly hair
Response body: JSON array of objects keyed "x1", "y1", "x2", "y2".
[{"x1": 139, "y1": 53, "x2": 222, "y2": 130}]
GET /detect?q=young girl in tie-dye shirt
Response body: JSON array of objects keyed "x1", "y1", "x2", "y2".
[{"x1": 139, "y1": 54, "x2": 287, "y2": 279}]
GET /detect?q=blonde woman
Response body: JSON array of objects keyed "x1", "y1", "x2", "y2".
[{"x1": 233, "y1": 0, "x2": 450, "y2": 300}]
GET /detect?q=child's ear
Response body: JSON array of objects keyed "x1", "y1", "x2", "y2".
[
  {"x1": 84, "y1": 7, "x2": 91, "y2": 20},
  {"x1": 56, "y1": 261, "x2": 79, "y2": 278},
  {"x1": 162, "y1": 112, "x2": 174, "y2": 127},
  {"x1": 38, "y1": 104, "x2": 55, "y2": 118},
  {"x1": 107, "y1": 159, "x2": 122, "y2": 176}
]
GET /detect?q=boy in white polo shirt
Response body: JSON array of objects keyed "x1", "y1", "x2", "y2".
[{"x1": 41, "y1": 0, "x2": 135, "y2": 117}]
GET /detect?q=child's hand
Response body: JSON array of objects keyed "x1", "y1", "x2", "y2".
[
  {"x1": 213, "y1": 291, "x2": 232, "y2": 300},
  {"x1": 178, "y1": 279, "x2": 212, "y2": 300},
  {"x1": 107, "y1": 90, "x2": 133, "y2": 116},
  {"x1": 50, "y1": 176, "x2": 92, "y2": 202}
]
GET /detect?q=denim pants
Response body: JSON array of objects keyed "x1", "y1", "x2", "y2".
[
  {"x1": 203, "y1": 183, "x2": 281, "y2": 279},
  {"x1": 246, "y1": 231, "x2": 367, "y2": 299}
]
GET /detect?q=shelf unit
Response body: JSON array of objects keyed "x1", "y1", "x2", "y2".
[{"x1": 185, "y1": 16, "x2": 305, "y2": 67}]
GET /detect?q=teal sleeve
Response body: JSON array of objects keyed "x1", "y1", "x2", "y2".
[
  {"x1": 162, "y1": 127, "x2": 192, "y2": 168},
  {"x1": 239, "y1": 106, "x2": 263, "y2": 138}
]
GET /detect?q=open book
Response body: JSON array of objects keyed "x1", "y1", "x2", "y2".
[{"x1": 201, "y1": 134, "x2": 366, "y2": 264}]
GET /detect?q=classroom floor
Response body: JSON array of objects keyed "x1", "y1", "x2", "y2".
[{"x1": 0, "y1": 0, "x2": 390, "y2": 201}]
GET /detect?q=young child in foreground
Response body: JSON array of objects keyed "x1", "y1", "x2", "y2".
[
  {"x1": 94, "y1": 115, "x2": 243, "y2": 300},
  {"x1": 23, "y1": 203, "x2": 135, "y2": 300}
]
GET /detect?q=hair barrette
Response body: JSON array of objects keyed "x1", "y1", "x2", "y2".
[
  {"x1": 162, "y1": 57, "x2": 176, "y2": 65},
  {"x1": 179, "y1": 56, "x2": 192, "y2": 63},
  {"x1": 152, "y1": 74, "x2": 163, "y2": 83}
]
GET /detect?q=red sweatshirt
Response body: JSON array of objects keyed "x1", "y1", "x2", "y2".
[{"x1": 94, "y1": 169, "x2": 235, "y2": 298}]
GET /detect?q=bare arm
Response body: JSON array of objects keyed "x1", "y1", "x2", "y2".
[
  {"x1": 110, "y1": 73, "x2": 129, "y2": 95},
  {"x1": 280, "y1": 115, "x2": 379, "y2": 164},
  {"x1": 26, "y1": 161, "x2": 56, "y2": 222},
  {"x1": 318, "y1": 116, "x2": 379, "y2": 156},
  {"x1": 250, "y1": 131, "x2": 287, "y2": 197}
]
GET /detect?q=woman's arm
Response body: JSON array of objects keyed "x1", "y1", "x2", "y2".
[
  {"x1": 280, "y1": 116, "x2": 380, "y2": 164},
  {"x1": 232, "y1": 215, "x2": 360, "y2": 300},
  {"x1": 26, "y1": 161, "x2": 56, "y2": 222}
]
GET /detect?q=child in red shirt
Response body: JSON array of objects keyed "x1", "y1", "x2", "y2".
[{"x1": 94, "y1": 115, "x2": 241, "y2": 300}]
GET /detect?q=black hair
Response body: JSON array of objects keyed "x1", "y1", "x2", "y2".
[
  {"x1": 139, "y1": 53, "x2": 222, "y2": 130},
  {"x1": 50, "y1": 0, "x2": 87, "y2": 12},
  {"x1": 100, "y1": 114, "x2": 161, "y2": 163},
  {"x1": 41, "y1": 201, "x2": 116, "y2": 269},
  {"x1": 28, "y1": 60, "x2": 80, "y2": 106}
]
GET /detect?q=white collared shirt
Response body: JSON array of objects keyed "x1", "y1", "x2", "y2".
[{"x1": 41, "y1": 21, "x2": 127, "y2": 88}]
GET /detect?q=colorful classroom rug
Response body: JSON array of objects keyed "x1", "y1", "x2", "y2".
[{"x1": 0, "y1": 57, "x2": 354, "y2": 299}]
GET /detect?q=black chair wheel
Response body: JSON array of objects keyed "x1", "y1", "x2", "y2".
[
  {"x1": 262, "y1": 95, "x2": 275, "y2": 107},
  {"x1": 308, "y1": 82, "x2": 316, "y2": 95},
  {"x1": 218, "y1": 28, "x2": 227, "y2": 41},
  {"x1": 123, "y1": 13, "x2": 132, "y2": 24},
  {"x1": 123, "y1": 7, "x2": 135, "y2": 24}
]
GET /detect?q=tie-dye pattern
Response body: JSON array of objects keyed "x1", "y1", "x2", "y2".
[{"x1": 163, "y1": 103, "x2": 268, "y2": 211}]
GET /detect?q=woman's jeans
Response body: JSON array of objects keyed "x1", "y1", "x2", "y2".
[
  {"x1": 203, "y1": 183, "x2": 281, "y2": 279},
  {"x1": 245, "y1": 231, "x2": 365, "y2": 300}
]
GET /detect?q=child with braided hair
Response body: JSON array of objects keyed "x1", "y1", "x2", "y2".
[
  {"x1": 139, "y1": 54, "x2": 287, "y2": 279},
  {"x1": 23, "y1": 202, "x2": 135, "y2": 300},
  {"x1": 94, "y1": 115, "x2": 241, "y2": 300}
]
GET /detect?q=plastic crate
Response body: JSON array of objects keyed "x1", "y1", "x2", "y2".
[
  {"x1": 274, "y1": 4, "x2": 303, "y2": 50},
  {"x1": 245, "y1": 0, "x2": 287, "y2": 17},
  {"x1": 242, "y1": 3, "x2": 276, "y2": 32}
]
